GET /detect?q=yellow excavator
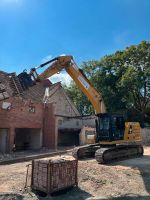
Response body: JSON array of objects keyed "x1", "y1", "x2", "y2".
[{"x1": 27, "y1": 55, "x2": 143, "y2": 163}]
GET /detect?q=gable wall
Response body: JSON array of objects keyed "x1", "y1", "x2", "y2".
[{"x1": 46, "y1": 86, "x2": 80, "y2": 117}]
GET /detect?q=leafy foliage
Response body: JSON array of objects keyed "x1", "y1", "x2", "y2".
[
  {"x1": 65, "y1": 41, "x2": 150, "y2": 124},
  {"x1": 65, "y1": 82, "x2": 94, "y2": 115}
]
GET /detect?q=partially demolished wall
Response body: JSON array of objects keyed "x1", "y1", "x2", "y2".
[{"x1": 0, "y1": 71, "x2": 57, "y2": 153}]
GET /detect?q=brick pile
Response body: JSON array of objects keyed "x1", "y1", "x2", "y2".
[{"x1": 31, "y1": 156, "x2": 78, "y2": 194}]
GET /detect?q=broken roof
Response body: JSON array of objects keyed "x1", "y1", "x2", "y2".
[
  {"x1": 0, "y1": 70, "x2": 80, "y2": 116},
  {"x1": 21, "y1": 81, "x2": 60, "y2": 103}
]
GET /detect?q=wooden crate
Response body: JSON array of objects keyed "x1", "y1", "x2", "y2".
[{"x1": 31, "y1": 155, "x2": 78, "y2": 194}]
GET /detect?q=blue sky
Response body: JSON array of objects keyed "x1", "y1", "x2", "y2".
[{"x1": 0, "y1": 0, "x2": 150, "y2": 84}]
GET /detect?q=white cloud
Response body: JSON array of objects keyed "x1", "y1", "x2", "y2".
[
  {"x1": 49, "y1": 72, "x2": 72, "y2": 86},
  {"x1": 41, "y1": 54, "x2": 72, "y2": 85},
  {"x1": 59, "y1": 54, "x2": 66, "y2": 56},
  {"x1": 41, "y1": 54, "x2": 68, "y2": 64},
  {"x1": 41, "y1": 55, "x2": 52, "y2": 63}
]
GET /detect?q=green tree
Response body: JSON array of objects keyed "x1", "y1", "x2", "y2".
[
  {"x1": 65, "y1": 41, "x2": 150, "y2": 123},
  {"x1": 65, "y1": 81, "x2": 93, "y2": 115}
]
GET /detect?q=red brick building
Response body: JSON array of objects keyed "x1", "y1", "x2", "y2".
[
  {"x1": 0, "y1": 71, "x2": 57, "y2": 153},
  {"x1": 0, "y1": 70, "x2": 95, "y2": 153},
  {"x1": 0, "y1": 97, "x2": 57, "y2": 153}
]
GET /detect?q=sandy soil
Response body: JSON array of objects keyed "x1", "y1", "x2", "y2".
[{"x1": 0, "y1": 147, "x2": 150, "y2": 200}]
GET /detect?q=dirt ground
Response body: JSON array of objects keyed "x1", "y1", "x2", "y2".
[{"x1": 0, "y1": 147, "x2": 150, "y2": 200}]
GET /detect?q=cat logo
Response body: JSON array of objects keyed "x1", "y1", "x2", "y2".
[{"x1": 128, "y1": 125, "x2": 133, "y2": 134}]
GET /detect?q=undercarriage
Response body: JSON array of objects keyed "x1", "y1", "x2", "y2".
[{"x1": 72, "y1": 144, "x2": 144, "y2": 164}]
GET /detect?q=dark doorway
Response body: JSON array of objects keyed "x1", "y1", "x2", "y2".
[
  {"x1": 0, "y1": 129, "x2": 8, "y2": 153},
  {"x1": 15, "y1": 128, "x2": 42, "y2": 151},
  {"x1": 58, "y1": 130, "x2": 79, "y2": 146}
]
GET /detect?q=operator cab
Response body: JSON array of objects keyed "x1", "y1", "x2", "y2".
[{"x1": 96, "y1": 113, "x2": 125, "y2": 142}]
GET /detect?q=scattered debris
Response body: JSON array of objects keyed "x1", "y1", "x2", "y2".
[
  {"x1": 0, "y1": 193, "x2": 23, "y2": 200},
  {"x1": 0, "y1": 147, "x2": 150, "y2": 199}
]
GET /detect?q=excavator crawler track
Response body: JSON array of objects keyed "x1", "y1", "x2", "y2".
[
  {"x1": 72, "y1": 144, "x2": 144, "y2": 164},
  {"x1": 72, "y1": 144, "x2": 101, "y2": 159},
  {"x1": 95, "y1": 144, "x2": 144, "y2": 164}
]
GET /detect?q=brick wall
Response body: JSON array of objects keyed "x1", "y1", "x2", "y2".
[
  {"x1": 0, "y1": 97, "x2": 57, "y2": 152},
  {"x1": 0, "y1": 97, "x2": 43, "y2": 128},
  {"x1": 43, "y1": 103, "x2": 58, "y2": 150},
  {"x1": 46, "y1": 84, "x2": 80, "y2": 117}
]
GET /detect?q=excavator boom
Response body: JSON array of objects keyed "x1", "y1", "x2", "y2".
[{"x1": 30, "y1": 55, "x2": 106, "y2": 114}]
